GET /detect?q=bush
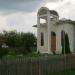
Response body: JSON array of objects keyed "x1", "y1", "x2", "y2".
[{"x1": 0, "y1": 48, "x2": 9, "y2": 59}]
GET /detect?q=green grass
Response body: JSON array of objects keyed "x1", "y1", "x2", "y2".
[
  {"x1": 49, "y1": 69, "x2": 75, "y2": 75},
  {"x1": 5, "y1": 53, "x2": 62, "y2": 58},
  {"x1": 2, "y1": 52, "x2": 41, "y2": 59}
]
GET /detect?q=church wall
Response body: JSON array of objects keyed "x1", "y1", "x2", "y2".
[
  {"x1": 73, "y1": 25, "x2": 75, "y2": 52},
  {"x1": 51, "y1": 23, "x2": 74, "y2": 54},
  {"x1": 37, "y1": 26, "x2": 49, "y2": 53},
  {"x1": 64, "y1": 24, "x2": 74, "y2": 53},
  {"x1": 50, "y1": 24, "x2": 62, "y2": 54},
  {"x1": 37, "y1": 23, "x2": 74, "y2": 54}
]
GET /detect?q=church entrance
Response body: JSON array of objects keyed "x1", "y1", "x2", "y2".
[{"x1": 51, "y1": 32, "x2": 56, "y2": 54}]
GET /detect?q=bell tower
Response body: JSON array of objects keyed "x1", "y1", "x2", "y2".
[{"x1": 37, "y1": 7, "x2": 59, "y2": 54}]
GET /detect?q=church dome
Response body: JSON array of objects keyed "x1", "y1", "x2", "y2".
[{"x1": 38, "y1": 7, "x2": 59, "y2": 17}]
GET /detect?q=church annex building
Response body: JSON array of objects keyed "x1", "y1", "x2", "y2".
[{"x1": 34, "y1": 7, "x2": 75, "y2": 54}]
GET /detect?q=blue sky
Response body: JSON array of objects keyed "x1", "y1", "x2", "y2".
[{"x1": 0, "y1": 0, "x2": 75, "y2": 34}]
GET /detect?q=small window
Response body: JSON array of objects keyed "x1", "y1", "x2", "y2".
[{"x1": 41, "y1": 32, "x2": 44, "y2": 46}]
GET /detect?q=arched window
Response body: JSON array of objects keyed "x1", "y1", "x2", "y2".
[
  {"x1": 51, "y1": 32, "x2": 56, "y2": 36},
  {"x1": 61, "y1": 30, "x2": 65, "y2": 46},
  {"x1": 41, "y1": 32, "x2": 44, "y2": 46},
  {"x1": 51, "y1": 31, "x2": 56, "y2": 54}
]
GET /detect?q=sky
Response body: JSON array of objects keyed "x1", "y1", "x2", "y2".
[{"x1": 0, "y1": 0, "x2": 75, "y2": 34}]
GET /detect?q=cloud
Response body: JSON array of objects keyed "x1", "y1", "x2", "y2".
[
  {"x1": 0, "y1": 0, "x2": 43, "y2": 14},
  {"x1": 4, "y1": 12, "x2": 37, "y2": 33},
  {"x1": 0, "y1": 0, "x2": 43, "y2": 34},
  {"x1": 45, "y1": 0, "x2": 75, "y2": 20},
  {"x1": 0, "y1": 15, "x2": 11, "y2": 32},
  {"x1": 0, "y1": 0, "x2": 75, "y2": 35},
  {"x1": 54, "y1": 0, "x2": 75, "y2": 20}
]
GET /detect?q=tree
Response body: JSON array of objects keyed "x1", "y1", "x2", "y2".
[
  {"x1": 65, "y1": 33, "x2": 71, "y2": 54},
  {"x1": 21, "y1": 32, "x2": 37, "y2": 52},
  {"x1": 62, "y1": 32, "x2": 71, "y2": 54},
  {"x1": 3, "y1": 31, "x2": 37, "y2": 53},
  {"x1": 3, "y1": 30, "x2": 22, "y2": 47}
]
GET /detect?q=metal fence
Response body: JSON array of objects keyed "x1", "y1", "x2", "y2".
[{"x1": 0, "y1": 54, "x2": 75, "y2": 75}]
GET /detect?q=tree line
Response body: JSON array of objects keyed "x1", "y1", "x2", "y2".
[{"x1": 0, "y1": 30, "x2": 37, "y2": 57}]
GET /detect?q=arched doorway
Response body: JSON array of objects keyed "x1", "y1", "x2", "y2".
[{"x1": 51, "y1": 31, "x2": 56, "y2": 54}]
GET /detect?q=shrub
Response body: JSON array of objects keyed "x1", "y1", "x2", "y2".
[{"x1": 0, "y1": 48, "x2": 9, "y2": 59}]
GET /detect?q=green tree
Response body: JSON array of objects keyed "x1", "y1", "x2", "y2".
[
  {"x1": 3, "y1": 31, "x2": 37, "y2": 53},
  {"x1": 65, "y1": 33, "x2": 71, "y2": 54},
  {"x1": 3, "y1": 30, "x2": 22, "y2": 47},
  {"x1": 21, "y1": 32, "x2": 37, "y2": 52},
  {"x1": 62, "y1": 32, "x2": 71, "y2": 54}
]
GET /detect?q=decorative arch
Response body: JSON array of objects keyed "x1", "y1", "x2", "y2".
[
  {"x1": 38, "y1": 7, "x2": 49, "y2": 15},
  {"x1": 38, "y1": 7, "x2": 59, "y2": 17},
  {"x1": 38, "y1": 7, "x2": 59, "y2": 24}
]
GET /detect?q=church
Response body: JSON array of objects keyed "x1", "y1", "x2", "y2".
[{"x1": 34, "y1": 7, "x2": 75, "y2": 54}]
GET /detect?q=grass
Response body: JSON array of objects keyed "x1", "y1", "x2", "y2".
[
  {"x1": 2, "y1": 52, "x2": 41, "y2": 58},
  {"x1": 5, "y1": 53, "x2": 62, "y2": 58},
  {"x1": 49, "y1": 69, "x2": 75, "y2": 75}
]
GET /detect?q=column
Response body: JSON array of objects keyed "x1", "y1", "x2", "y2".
[
  {"x1": 47, "y1": 11, "x2": 52, "y2": 54},
  {"x1": 37, "y1": 14, "x2": 40, "y2": 52}
]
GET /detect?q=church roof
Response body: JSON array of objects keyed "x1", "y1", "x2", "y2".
[
  {"x1": 33, "y1": 19, "x2": 75, "y2": 28},
  {"x1": 56, "y1": 19, "x2": 75, "y2": 25}
]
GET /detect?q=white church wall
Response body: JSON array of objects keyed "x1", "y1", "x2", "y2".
[
  {"x1": 51, "y1": 23, "x2": 74, "y2": 54},
  {"x1": 51, "y1": 24, "x2": 62, "y2": 54},
  {"x1": 64, "y1": 24, "x2": 74, "y2": 53},
  {"x1": 58, "y1": 23, "x2": 74, "y2": 52},
  {"x1": 72, "y1": 25, "x2": 75, "y2": 53},
  {"x1": 37, "y1": 23, "x2": 74, "y2": 54},
  {"x1": 37, "y1": 26, "x2": 49, "y2": 53}
]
